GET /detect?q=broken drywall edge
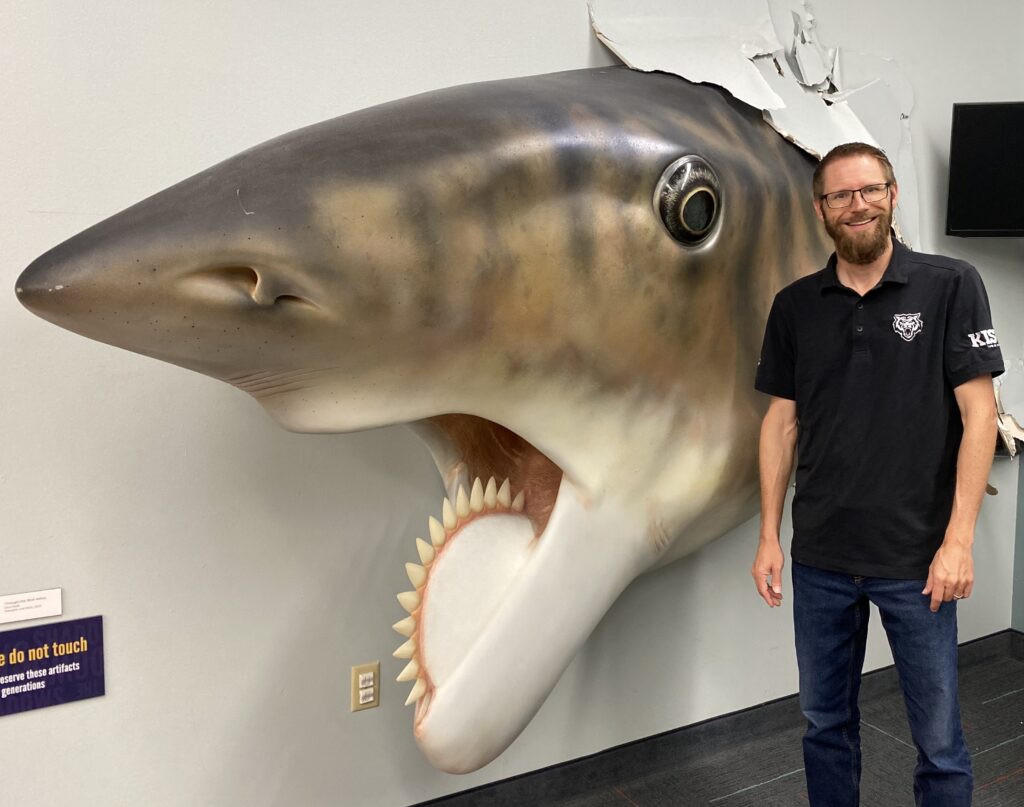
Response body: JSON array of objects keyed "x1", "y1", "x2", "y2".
[
  {"x1": 785, "y1": 9, "x2": 832, "y2": 87},
  {"x1": 588, "y1": 0, "x2": 787, "y2": 109},
  {"x1": 754, "y1": 55, "x2": 876, "y2": 156},
  {"x1": 588, "y1": 0, "x2": 922, "y2": 247}
]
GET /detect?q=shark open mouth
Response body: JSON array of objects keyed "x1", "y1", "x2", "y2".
[
  {"x1": 396, "y1": 415, "x2": 563, "y2": 724},
  {"x1": 233, "y1": 379, "x2": 655, "y2": 770},
  {"x1": 386, "y1": 412, "x2": 654, "y2": 772}
]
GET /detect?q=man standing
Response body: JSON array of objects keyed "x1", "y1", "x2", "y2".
[{"x1": 752, "y1": 142, "x2": 1003, "y2": 806}]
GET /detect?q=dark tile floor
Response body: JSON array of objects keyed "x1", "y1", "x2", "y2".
[{"x1": 417, "y1": 631, "x2": 1024, "y2": 807}]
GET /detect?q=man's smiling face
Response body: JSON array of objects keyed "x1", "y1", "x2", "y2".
[{"x1": 815, "y1": 154, "x2": 898, "y2": 265}]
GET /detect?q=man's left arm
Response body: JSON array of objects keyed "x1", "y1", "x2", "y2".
[{"x1": 922, "y1": 373, "x2": 998, "y2": 612}]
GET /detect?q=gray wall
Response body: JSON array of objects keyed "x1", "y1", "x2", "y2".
[{"x1": 2, "y1": 2, "x2": 1022, "y2": 806}]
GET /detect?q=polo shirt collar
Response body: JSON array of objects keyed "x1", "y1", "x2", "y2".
[{"x1": 819, "y1": 234, "x2": 909, "y2": 294}]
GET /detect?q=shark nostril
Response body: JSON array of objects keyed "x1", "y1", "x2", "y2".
[
  {"x1": 181, "y1": 266, "x2": 314, "y2": 309},
  {"x1": 185, "y1": 265, "x2": 262, "y2": 300},
  {"x1": 274, "y1": 293, "x2": 318, "y2": 309}
]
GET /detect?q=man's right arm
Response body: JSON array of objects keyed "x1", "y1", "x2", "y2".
[{"x1": 752, "y1": 395, "x2": 798, "y2": 607}]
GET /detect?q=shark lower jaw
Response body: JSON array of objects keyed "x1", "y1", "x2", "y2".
[{"x1": 386, "y1": 413, "x2": 653, "y2": 773}]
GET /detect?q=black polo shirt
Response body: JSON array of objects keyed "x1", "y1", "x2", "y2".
[{"x1": 755, "y1": 240, "x2": 1004, "y2": 579}]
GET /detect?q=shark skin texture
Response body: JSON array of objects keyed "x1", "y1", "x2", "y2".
[{"x1": 16, "y1": 66, "x2": 832, "y2": 774}]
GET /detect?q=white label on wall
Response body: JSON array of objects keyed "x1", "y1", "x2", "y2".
[{"x1": 0, "y1": 589, "x2": 63, "y2": 625}]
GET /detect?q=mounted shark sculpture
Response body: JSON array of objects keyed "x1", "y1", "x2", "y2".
[{"x1": 17, "y1": 66, "x2": 832, "y2": 773}]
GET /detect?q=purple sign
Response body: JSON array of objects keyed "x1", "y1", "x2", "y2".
[{"x1": 0, "y1": 615, "x2": 104, "y2": 716}]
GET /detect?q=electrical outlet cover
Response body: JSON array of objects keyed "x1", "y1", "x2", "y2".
[{"x1": 350, "y1": 662, "x2": 380, "y2": 711}]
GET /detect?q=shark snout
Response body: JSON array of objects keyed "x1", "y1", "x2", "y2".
[
  {"x1": 15, "y1": 240, "x2": 102, "y2": 323},
  {"x1": 18, "y1": 237, "x2": 315, "y2": 325},
  {"x1": 16, "y1": 213, "x2": 328, "y2": 384},
  {"x1": 16, "y1": 260, "x2": 60, "y2": 307}
]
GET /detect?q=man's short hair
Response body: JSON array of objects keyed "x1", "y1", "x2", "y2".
[{"x1": 813, "y1": 142, "x2": 897, "y2": 198}]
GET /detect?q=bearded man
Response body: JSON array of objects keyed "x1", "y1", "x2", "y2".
[{"x1": 751, "y1": 142, "x2": 1003, "y2": 807}]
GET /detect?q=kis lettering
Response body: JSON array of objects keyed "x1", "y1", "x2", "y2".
[{"x1": 967, "y1": 329, "x2": 998, "y2": 349}]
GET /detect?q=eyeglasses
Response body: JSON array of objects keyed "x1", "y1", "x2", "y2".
[{"x1": 819, "y1": 182, "x2": 891, "y2": 209}]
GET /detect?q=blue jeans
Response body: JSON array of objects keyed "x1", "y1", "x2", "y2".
[{"x1": 792, "y1": 561, "x2": 972, "y2": 807}]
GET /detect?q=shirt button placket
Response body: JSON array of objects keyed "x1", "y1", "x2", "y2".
[{"x1": 851, "y1": 296, "x2": 868, "y2": 346}]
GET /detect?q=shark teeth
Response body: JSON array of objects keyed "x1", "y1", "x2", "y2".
[
  {"x1": 393, "y1": 638, "x2": 416, "y2": 659},
  {"x1": 397, "y1": 590, "x2": 420, "y2": 613},
  {"x1": 404, "y1": 678, "x2": 427, "y2": 706},
  {"x1": 415, "y1": 537, "x2": 435, "y2": 565},
  {"x1": 442, "y1": 498, "x2": 457, "y2": 530},
  {"x1": 396, "y1": 659, "x2": 419, "y2": 682},
  {"x1": 455, "y1": 486, "x2": 470, "y2": 518},
  {"x1": 393, "y1": 474, "x2": 530, "y2": 710},
  {"x1": 406, "y1": 562, "x2": 427, "y2": 588},
  {"x1": 428, "y1": 517, "x2": 446, "y2": 548}
]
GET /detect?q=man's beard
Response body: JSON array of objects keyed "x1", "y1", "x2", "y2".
[{"x1": 823, "y1": 206, "x2": 892, "y2": 264}]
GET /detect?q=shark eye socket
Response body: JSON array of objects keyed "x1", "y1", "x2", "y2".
[{"x1": 655, "y1": 156, "x2": 721, "y2": 245}]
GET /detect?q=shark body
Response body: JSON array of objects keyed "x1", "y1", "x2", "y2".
[{"x1": 17, "y1": 67, "x2": 832, "y2": 772}]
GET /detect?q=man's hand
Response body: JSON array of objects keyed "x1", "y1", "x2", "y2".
[
  {"x1": 752, "y1": 538, "x2": 785, "y2": 607},
  {"x1": 921, "y1": 374, "x2": 996, "y2": 612},
  {"x1": 755, "y1": 395, "x2": 797, "y2": 609},
  {"x1": 922, "y1": 536, "x2": 974, "y2": 613}
]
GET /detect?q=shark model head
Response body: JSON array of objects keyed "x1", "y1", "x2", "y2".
[{"x1": 17, "y1": 67, "x2": 832, "y2": 773}]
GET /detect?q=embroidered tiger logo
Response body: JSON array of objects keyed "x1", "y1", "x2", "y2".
[{"x1": 893, "y1": 312, "x2": 923, "y2": 342}]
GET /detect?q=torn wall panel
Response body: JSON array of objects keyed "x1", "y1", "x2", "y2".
[
  {"x1": 589, "y1": 0, "x2": 921, "y2": 247},
  {"x1": 588, "y1": 0, "x2": 786, "y2": 110}
]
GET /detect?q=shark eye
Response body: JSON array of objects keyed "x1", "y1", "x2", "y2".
[{"x1": 655, "y1": 156, "x2": 721, "y2": 245}]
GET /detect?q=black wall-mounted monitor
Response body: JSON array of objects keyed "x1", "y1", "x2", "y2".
[{"x1": 946, "y1": 102, "x2": 1024, "y2": 237}]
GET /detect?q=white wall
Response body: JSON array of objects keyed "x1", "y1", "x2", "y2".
[{"x1": 1, "y1": 2, "x2": 1021, "y2": 806}]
